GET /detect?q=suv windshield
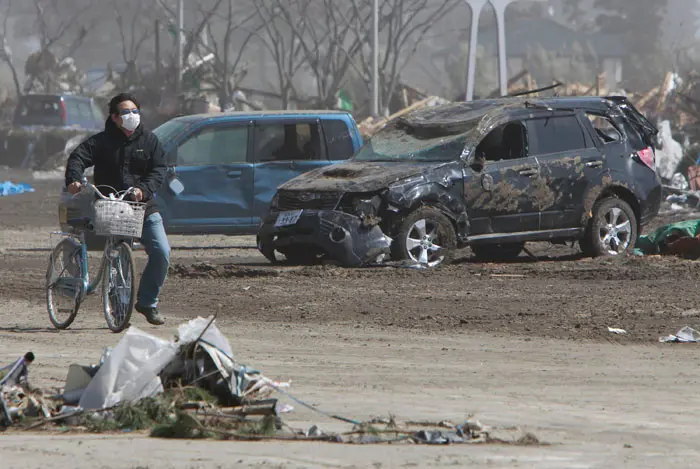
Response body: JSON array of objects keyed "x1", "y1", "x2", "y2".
[{"x1": 353, "y1": 125, "x2": 469, "y2": 162}]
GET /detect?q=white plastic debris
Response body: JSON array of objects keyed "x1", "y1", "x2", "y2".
[
  {"x1": 670, "y1": 172, "x2": 690, "y2": 191},
  {"x1": 655, "y1": 121, "x2": 684, "y2": 180},
  {"x1": 607, "y1": 327, "x2": 627, "y2": 335},
  {"x1": 670, "y1": 203, "x2": 685, "y2": 211},
  {"x1": 78, "y1": 327, "x2": 178, "y2": 410},
  {"x1": 660, "y1": 326, "x2": 700, "y2": 343}
]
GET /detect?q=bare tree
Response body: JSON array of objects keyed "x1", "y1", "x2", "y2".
[
  {"x1": 272, "y1": 0, "x2": 373, "y2": 109},
  {"x1": 249, "y1": 0, "x2": 307, "y2": 109},
  {"x1": 155, "y1": 0, "x2": 227, "y2": 75},
  {"x1": 185, "y1": 0, "x2": 259, "y2": 107},
  {"x1": 260, "y1": 0, "x2": 456, "y2": 112},
  {"x1": 0, "y1": 0, "x2": 23, "y2": 97},
  {"x1": 353, "y1": 0, "x2": 459, "y2": 113},
  {"x1": 24, "y1": 0, "x2": 99, "y2": 92},
  {"x1": 112, "y1": 0, "x2": 159, "y2": 88}
]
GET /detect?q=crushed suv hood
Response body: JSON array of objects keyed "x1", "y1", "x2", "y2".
[{"x1": 279, "y1": 160, "x2": 440, "y2": 193}]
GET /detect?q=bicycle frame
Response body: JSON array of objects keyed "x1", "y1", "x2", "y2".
[{"x1": 50, "y1": 229, "x2": 135, "y2": 297}]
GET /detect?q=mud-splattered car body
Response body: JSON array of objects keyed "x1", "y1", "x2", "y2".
[{"x1": 257, "y1": 96, "x2": 662, "y2": 266}]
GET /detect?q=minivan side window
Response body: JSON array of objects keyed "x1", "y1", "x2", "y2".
[
  {"x1": 254, "y1": 122, "x2": 326, "y2": 162},
  {"x1": 177, "y1": 126, "x2": 249, "y2": 166},
  {"x1": 321, "y1": 119, "x2": 354, "y2": 160},
  {"x1": 527, "y1": 115, "x2": 587, "y2": 155}
]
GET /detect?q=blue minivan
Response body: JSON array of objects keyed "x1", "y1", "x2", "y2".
[{"x1": 152, "y1": 111, "x2": 364, "y2": 235}]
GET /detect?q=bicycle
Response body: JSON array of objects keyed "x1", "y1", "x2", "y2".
[{"x1": 45, "y1": 182, "x2": 146, "y2": 333}]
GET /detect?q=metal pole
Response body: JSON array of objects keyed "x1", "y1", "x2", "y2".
[
  {"x1": 464, "y1": 0, "x2": 487, "y2": 101},
  {"x1": 176, "y1": 0, "x2": 184, "y2": 94},
  {"x1": 155, "y1": 20, "x2": 161, "y2": 79},
  {"x1": 371, "y1": 0, "x2": 379, "y2": 116},
  {"x1": 489, "y1": 0, "x2": 515, "y2": 97}
]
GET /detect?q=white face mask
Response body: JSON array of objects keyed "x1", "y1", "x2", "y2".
[{"x1": 121, "y1": 112, "x2": 140, "y2": 132}]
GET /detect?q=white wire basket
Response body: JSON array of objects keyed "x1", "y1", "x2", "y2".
[{"x1": 92, "y1": 199, "x2": 146, "y2": 238}]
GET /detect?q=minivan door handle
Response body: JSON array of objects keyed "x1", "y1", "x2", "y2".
[
  {"x1": 518, "y1": 167, "x2": 538, "y2": 177},
  {"x1": 227, "y1": 170, "x2": 242, "y2": 178}
]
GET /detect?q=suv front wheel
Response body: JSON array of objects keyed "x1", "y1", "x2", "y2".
[
  {"x1": 393, "y1": 207, "x2": 456, "y2": 267},
  {"x1": 581, "y1": 197, "x2": 638, "y2": 257}
]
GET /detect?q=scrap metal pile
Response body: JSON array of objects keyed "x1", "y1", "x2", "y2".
[{"x1": 0, "y1": 316, "x2": 503, "y2": 445}]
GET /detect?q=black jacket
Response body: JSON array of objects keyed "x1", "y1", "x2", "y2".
[{"x1": 65, "y1": 118, "x2": 167, "y2": 218}]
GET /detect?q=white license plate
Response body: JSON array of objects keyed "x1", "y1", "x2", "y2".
[{"x1": 275, "y1": 210, "x2": 303, "y2": 227}]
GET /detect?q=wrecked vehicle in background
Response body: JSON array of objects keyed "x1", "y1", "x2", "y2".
[
  {"x1": 0, "y1": 94, "x2": 100, "y2": 169},
  {"x1": 257, "y1": 96, "x2": 662, "y2": 266}
]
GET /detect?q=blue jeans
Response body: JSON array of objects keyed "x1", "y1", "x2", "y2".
[{"x1": 137, "y1": 213, "x2": 170, "y2": 308}]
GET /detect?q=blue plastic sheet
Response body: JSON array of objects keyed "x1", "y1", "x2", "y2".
[{"x1": 0, "y1": 181, "x2": 35, "y2": 197}]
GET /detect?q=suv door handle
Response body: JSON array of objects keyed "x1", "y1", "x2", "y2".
[
  {"x1": 585, "y1": 160, "x2": 603, "y2": 168},
  {"x1": 227, "y1": 170, "x2": 242, "y2": 178},
  {"x1": 518, "y1": 168, "x2": 538, "y2": 177}
]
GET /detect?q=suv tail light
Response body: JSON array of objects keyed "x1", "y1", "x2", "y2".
[
  {"x1": 634, "y1": 146, "x2": 655, "y2": 171},
  {"x1": 60, "y1": 100, "x2": 67, "y2": 124}
]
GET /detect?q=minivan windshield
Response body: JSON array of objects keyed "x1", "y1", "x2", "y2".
[
  {"x1": 353, "y1": 123, "x2": 470, "y2": 163},
  {"x1": 153, "y1": 119, "x2": 195, "y2": 145}
]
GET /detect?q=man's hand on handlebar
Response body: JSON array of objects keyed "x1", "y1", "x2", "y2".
[
  {"x1": 132, "y1": 188, "x2": 143, "y2": 202},
  {"x1": 67, "y1": 181, "x2": 82, "y2": 195}
]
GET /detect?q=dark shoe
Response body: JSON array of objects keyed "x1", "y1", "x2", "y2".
[{"x1": 135, "y1": 303, "x2": 165, "y2": 325}]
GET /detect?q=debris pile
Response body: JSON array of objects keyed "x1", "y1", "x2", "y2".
[
  {"x1": 0, "y1": 316, "x2": 523, "y2": 446},
  {"x1": 0, "y1": 126, "x2": 90, "y2": 170},
  {"x1": 357, "y1": 96, "x2": 451, "y2": 139},
  {"x1": 634, "y1": 219, "x2": 700, "y2": 259}
]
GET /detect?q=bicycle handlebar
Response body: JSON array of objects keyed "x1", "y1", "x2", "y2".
[{"x1": 77, "y1": 183, "x2": 138, "y2": 202}]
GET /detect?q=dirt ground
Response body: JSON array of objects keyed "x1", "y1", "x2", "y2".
[{"x1": 3, "y1": 171, "x2": 700, "y2": 468}]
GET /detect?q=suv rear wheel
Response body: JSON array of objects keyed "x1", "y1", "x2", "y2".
[
  {"x1": 581, "y1": 197, "x2": 637, "y2": 257},
  {"x1": 393, "y1": 207, "x2": 456, "y2": 267},
  {"x1": 471, "y1": 242, "x2": 525, "y2": 261}
]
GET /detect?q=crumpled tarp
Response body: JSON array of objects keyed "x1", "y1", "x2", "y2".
[
  {"x1": 76, "y1": 317, "x2": 284, "y2": 411},
  {"x1": 78, "y1": 327, "x2": 178, "y2": 410},
  {"x1": 634, "y1": 219, "x2": 700, "y2": 257},
  {"x1": 0, "y1": 181, "x2": 35, "y2": 196}
]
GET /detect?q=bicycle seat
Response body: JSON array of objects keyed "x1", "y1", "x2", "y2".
[{"x1": 67, "y1": 217, "x2": 93, "y2": 231}]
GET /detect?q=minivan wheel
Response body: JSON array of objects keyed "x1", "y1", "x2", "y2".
[
  {"x1": 471, "y1": 242, "x2": 525, "y2": 261},
  {"x1": 393, "y1": 207, "x2": 456, "y2": 267},
  {"x1": 581, "y1": 197, "x2": 637, "y2": 257}
]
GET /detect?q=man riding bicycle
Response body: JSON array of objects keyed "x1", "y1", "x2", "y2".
[{"x1": 64, "y1": 93, "x2": 169, "y2": 326}]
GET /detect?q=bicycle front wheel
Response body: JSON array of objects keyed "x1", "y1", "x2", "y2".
[
  {"x1": 46, "y1": 238, "x2": 83, "y2": 330},
  {"x1": 102, "y1": 241, "x2": 135, "y2": 333}
]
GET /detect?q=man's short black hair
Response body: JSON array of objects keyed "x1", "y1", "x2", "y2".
[{"x1": 109, "y1": 93, "x2": 140, "y2": 115}]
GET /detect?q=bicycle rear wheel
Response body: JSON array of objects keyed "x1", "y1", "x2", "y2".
[
  {"x1": 46, "y1": 238, "x2": 83, "y2": 330},
  {"x1": 102, "y1": 241, "x2": 135, "y2": 333}
]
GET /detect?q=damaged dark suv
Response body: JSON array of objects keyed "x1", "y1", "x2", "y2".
[{"x1": 257, "y1": 96, "x2": 662, "y2": 266}]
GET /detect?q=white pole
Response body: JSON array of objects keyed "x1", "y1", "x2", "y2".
[
  {"x1": 176, "y1": 0, "x2": 184, "y2": 94},
  {"x1": 489, "y1": 0, "x2": 515, "y2": 97},
  {"x1": 463, "y1": 0, "x2": 487, "y2": 101},
  {"x1": 372, "y1": 0, "x2": 379, "y2": 116}
]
